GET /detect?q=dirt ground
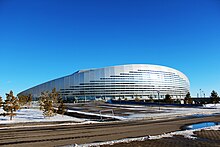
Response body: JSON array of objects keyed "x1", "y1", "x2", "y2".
[
  {"x1": 65, "y1": 101, "x2": 166, "y2": 117},
  {"x1": 0, "y1": 102, "x2": 220, "y2": 146},
  {"x1": 103, "y1": 130, "x2": 220, "y2": 147},
  {"x1": 0, "y1": 115, "x2": 220, "y2": 147}
]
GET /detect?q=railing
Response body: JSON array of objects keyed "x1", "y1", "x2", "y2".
[
  {"x1": 108, "y1": 100, "x2": 203, "y2": 107},
  {"x1": 99, "y1": 109, "x2": 115, "y2": 121}
]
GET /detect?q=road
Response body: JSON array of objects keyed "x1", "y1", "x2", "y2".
[{"x1": 0, "y1": 115, "x2": 220, "y2": 147}]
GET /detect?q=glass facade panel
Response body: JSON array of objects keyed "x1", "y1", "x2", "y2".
[{"x1": 18, "y1": 64, "x2": 190, "y2": 100}]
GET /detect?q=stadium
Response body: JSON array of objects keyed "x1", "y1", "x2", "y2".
[{"x1": 18, "y1": 64, "x2": 190, "y2": 101}]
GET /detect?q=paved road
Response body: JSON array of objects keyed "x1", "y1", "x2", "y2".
[{"x1": 0, "y1": 115, "x2": 220, "y2": 147}]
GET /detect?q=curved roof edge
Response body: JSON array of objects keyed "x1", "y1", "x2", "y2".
[
  {"x1": 77, "y1": 64, "x2": 189, "y2": 82},
  {"x1": 18, "y1": 64, "x2": 189, "y2": 96}
]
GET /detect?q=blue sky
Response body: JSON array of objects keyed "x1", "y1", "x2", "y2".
[{"x1": 0, "y1": 0, "x2": 220, "y2": 98}]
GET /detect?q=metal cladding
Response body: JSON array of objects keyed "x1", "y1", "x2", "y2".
[{"x1": 18, "y1": 64, "x2": 190, "y2": 100}]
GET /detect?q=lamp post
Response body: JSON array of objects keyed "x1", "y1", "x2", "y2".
[
  {"x1": 202, "y1": 91, "x2": 205, "y2": 98},
  {"x1": 200, "y1": 89, "x2": 202, "y2": 98},
  {"x1": 157, "y1": 90, "x2": 160, "y2": 110}
]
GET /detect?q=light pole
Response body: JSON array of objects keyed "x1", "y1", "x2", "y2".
[
  {"x1": 200, "y1": 89, "x2": 202, "y2": 98},
  {"x1": 202, "y1": 91, "x2": 205, "y2": 98},
  {"x1": 157, "y1": 90, "x2": 160, "y2": 110}
]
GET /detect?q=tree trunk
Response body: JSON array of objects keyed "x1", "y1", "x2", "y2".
[{"x1": 10, "y1": 110, "x2": 13, "y2": 120}]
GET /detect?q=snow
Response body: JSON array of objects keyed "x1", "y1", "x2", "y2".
[
  {"x1": 63, "y1": 103, "x2": 220, "y2": 146},
  {"x1": 67, "y1": 109, "x2": 125, "y2": 120},
  {"x1": 74, "y1": 125, "x2": 220, "y2": 147},
  {"x1": 0, "y1": 121, "x2": 96, "y2": 130},
  {"x1": 0, "y1": 108, "x2": 86, "y2": 124},
  {"x1": 1, "y1": 103, "x2": 220, "y2": 146},
  {"x1": 106, "y1": 104, "x2": 145, "y2": 108},
  {"x1": 65, "y1": 103, "x2": 220, "y2": 121},
  {"x1": 1, "y1": 103, "x2": 220, "y2": 124},
  {"x1": 122, "y1": 105, "x2": 220, "y2": 120},
  {"x1": 203, "y1": 103, "x2": 220, "y2": 108},
  {"x1": 148, "y1": 129, "x2": 197, "y2": 140},
  {"x1": 148, "y1": 124, "x2": 220, "y2": 140}
]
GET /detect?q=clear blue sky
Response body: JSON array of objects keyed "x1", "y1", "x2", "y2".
[{"x1": 0, "y1": 0, "x2": 220, "y2": 98}]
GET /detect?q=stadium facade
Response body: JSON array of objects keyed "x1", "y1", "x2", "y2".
[{"x1": 18, "y1": 64, "x2": 190, "y2": 101}]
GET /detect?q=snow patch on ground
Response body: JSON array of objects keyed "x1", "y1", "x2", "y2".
[
  {"x1": 0, "y1": 108, "x2": 86, "y2": 124},
  {"x1": 148, "y1": 129, "x2": 197, "y2": 140},
  {"x1": 203, "y1": 104, "x2": 220, "y2": 108},
  {"x1": 67, "y1": 109, "x2": 126, "y2": 120},
  {"x1": 67, "y1": 103, "x2": 220, "y2": 121},
  {"x1": 0, "y1": 120, "x2": 97, "y2": 130},
  {"x1": 74, "y1": 125, "x2": 220, "y2": 147},
  {"x1": 123, "y1": 104, "x2": 220, "y2": 120},
  {"x1": 106, "y1": 104, "x2": 145, "y2": 108},
  {"x1": 65, "y1": 103, "x2": 220, "y2": 121},
  {"x1": 1, "y1": 103, "x2": 220, "y2": 146},
  {"x1": 1, "y1": 104, "x2": 220, "y2": 124}
]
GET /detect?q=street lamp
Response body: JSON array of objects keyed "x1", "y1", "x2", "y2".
[
  {"x1": 200, "y1": 89, "x2": 202, "y2": 98},
  {"x1": 157, "y1": 90, "x2": 160, "y2": 110},
  {"x1": 202, "y1": 91, "x2": 205, "y2": 98}
]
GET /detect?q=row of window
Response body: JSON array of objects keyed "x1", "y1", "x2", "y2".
[
  {"x1": 19, "y1": 66, "x2": 189, "y2": 98},
  {"x1": 60, "y1": 89, "x2": 188, "y2": 94}
]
